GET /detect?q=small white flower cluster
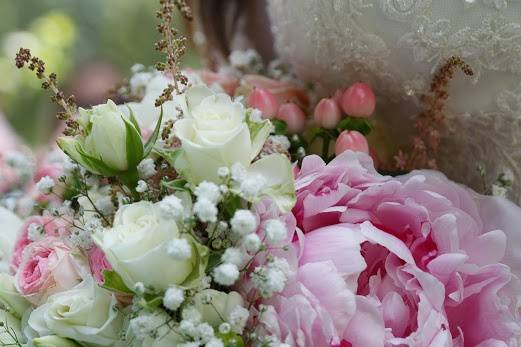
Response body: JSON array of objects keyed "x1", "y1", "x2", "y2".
[
  {"x1": 229, "y1": 49, "x2": 263, "y2": 73},
  {"x1": 159, "y1": 194, "x2": 185, "y2": 221},
  {"x1": 129, "y1": 312, "x2": 165, "y2": 340},
  {"x1": 27, "y1": 223, "x2": 44, "y2": 241},
  {"x1": 193, "y1": 181, "x2": 222, "y2": 223},
  {"x1": 5, "y1": 150, "x2": 34, "y2": 180},
  {"x1": 137, "y1": 158, "x2": 156, "y2": 179},
  {"x1": 213, "y1": 208, "x2": 259, "y2": 287},
  {"x1": 36, "y1": 176, "x2": 55, "y2": 194},
  {"x1": 251, "y1": 257, "x2": 291, "y2": 298},
  {"x1": 163, "y1": 285, "x2": 184, "y2": 311},
  {"x1": 166, "y1": 238, "x2": 192, "y2": 260},
  {"x1": 136, "y1": 180, "x2": 148, "y2": 193}
]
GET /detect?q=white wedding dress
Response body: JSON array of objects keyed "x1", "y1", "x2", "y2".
[{"x1": 266, "y1": 0, "x2": 521, "y2": 204}]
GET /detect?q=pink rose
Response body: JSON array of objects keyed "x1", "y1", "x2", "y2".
[
  {"x1": 281, "y1": 151, "x2": 521, "y2": 346},
  {"x1": 15, "y1": 237, "x2": 84, "y2": 305},
  {"x1": 200, "y1": 70, "x2": 239, "y2": 95},
  {"x1": 27, "y1": 149, "x2": 66, "y2": 205},
  {"x1": 10, "y1": 215, "x2": 65, "y2": 273},
  {"x1": 87, "y1": 245, "x2": 112, "y2": 284},
  {"x1": 242, "y1": 74, "x2": 309, "y2": 109}
]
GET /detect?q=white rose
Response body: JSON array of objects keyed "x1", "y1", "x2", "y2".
[
  {"x1": 0, "y1": 309, "x2": 22, "y2": 346},
  {"x1": 174, "y1": 85, "x2": 270, "y2": 183},
  {"x1": 0, "y1": 274, "x2": 29, "y2": 318},
  {"x1": 127, "y1": 311, "x2": 185, "y2": 347},
  {"x1": 26, "y1": 278, "x2": 125, "y2": 346},
  {"x1": 93, "y1": 201, "x2": 208, "y2": 290},
  {"x1": 33, "y1": 335, "x2": 81, "y2": 347},
  {"x1": 192, "y1": 289, "x2": 244, "y2": 329},
  {"x1": 0, "y1": 207, "x2": 22, "y2": 273}
]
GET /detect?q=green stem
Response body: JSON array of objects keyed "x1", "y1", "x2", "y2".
[{"x1": 322, "y1": 136, "x2": 331, "y2": 159}]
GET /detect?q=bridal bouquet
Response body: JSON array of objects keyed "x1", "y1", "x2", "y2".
[{"x1": 1, "y1": 2, "x2": 520, "y2": 347}]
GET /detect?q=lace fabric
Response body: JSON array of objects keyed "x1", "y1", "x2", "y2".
[{"x1": 267, "y1": 0, "x2": 521, "y2": 203}]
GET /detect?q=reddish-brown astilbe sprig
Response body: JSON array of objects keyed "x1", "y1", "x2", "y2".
[
  {"x1": 395, "y1": 56, "x2": 474, "y2": 171},
  {"x1": 15, "y1": 48, "x2": 80, "y2": 136},
  {"x1": 154, "y1": 0, "x2": 192, "y2": 106}
]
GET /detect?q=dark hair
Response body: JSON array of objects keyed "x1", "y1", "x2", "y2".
[{"x1": 192, "y1": 0, "x2": 274, "y2": 68}]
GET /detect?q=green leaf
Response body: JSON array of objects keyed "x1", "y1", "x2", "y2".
[
  {"x1": 101, "y1": 270, "x2": 133, "y2": 294},
  {"x1": 222, "y1": 194, "x2": 242, "y2": 219},
  {"x1": 271, "y1": 119, "x2": 287, "y2": 135},
  {"x1": 75, "y1": 142, "x2": 122, "y2": 177},
  {"x1": 337, "y1": 117, "x2": 373, "y2": 135},
  {"x1": 206, "y1": 250, "x2": 224, "y2": 273},
  {"x1": 122, "y1": 116, "x2": 144, "y2": 168},
  {"x1": 161, "y1": 178, "x2": 189, "y2": 192},
  {"x1": 126, "y1": 105, "x2": 141, "y2": 136},
  {"x1": 138, "y1": 294, "x2": 163, "y2": 311},
  {"x1": 144, "y1": 106, "x2": 164, "y2": 158},
  {"x1": 154, "y1": 147, "x2": 182, "y2": 167}
]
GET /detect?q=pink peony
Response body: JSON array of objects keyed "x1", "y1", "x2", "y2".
[
  {"x1": 254, "y1": 225, "x2": 360, "y2": 346},
  {"x1": 261, "y1": 151, "x2": 521, "y2": 346},
  {"x1": 87, "y1": 245, "x2": 112, "y2": 284},
  {"x1": 15, "y1": 237, "x2": 84, "y2": 305},
  {"x1": 10, "y1": 215, "x2": 65, "y2": 273}
]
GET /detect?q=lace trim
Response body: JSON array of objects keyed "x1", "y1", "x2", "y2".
[
  {"x1": 399, "y1": 15, "x2": 521, "y2": 76},
  {"x1": 380, "y1": 0, "x2": 432, "y2": 22}
]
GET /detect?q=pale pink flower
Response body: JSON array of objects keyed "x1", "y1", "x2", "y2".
[
  {"x1": 87, "y1": 245, "x2": 112, "y2": 284},
  {"x1": 242, "y1": 74, "x2": 309, "y2": 109},
  {"x1": 277, "y1": 103, "x2": 307, "y2": 134},
  {"x1": 335, "y1": 130, "x2": 369, "y2": 156},
  {"x1": 10, "y1": 215, "x2": 65, "y2": 273},
  {"x1": 200, "y1": 70, "x2": 239, "y2": 95},
  {"x1": 340, "y1": 82, "x2": 376, "y2": 118},
  {"x1": 289, "y1": 151, "x2": 521, "y2": 346},
  {"x1": 15, "y1": 237, "x2": 84, "y2": 305}
]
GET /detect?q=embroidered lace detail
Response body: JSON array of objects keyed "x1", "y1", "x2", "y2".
[
  {"x1": 399, "y1": 15, "x2": 521, "y2": 76},
  {"x1": 380, "y1": 0, "x2": 432, "y2": 22},
  {"x1": 267, "y1": 0, "x2": 521, "y2": 203}
]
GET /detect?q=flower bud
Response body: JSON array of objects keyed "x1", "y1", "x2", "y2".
[
  {"x1": 277, "y1": 103, "x2": 306, "y2": 134},
  {"x1": 247, "y1": 88, "x2": 279, "y2": 119},
  {"x1": 314, "y1": 98, "x2": 341, "y2": 129},
  {"x1": 341, "y1": 82, "x2": 376, "y2": 118},
  {"x1": 335, "y1": 130, "x2": 369, "y2": 156}
]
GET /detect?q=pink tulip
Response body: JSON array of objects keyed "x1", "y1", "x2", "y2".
[
  {"x1": 247, "y1": 88, "x2": 279, "y2": 119},
  {"x1": 333, "y1": 88, "x2": 346, "y2": 106},
  {"x1": 314, "y1": 98, "x2": 342, "y2": 129},
  {"x1": 277, "y1": 103, "x2": 306, "y2": 134},
  {"x1": 341, "y1": 82, "x2": 376, "y2": 118},
  {"x1": 335, "y1": 130, "x2": 369, "y2": 156}
]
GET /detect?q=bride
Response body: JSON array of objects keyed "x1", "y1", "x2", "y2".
[{"x1": 192, "y1": 0, "x2": 521, "y2": 205}]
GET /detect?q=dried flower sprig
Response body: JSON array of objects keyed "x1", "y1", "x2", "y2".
[
  {"x1": 395, "y1": 56, "x2": 474, "y2": 171},
  {"x1": 154, "y1": 0, "x2": 192, "y2": 106},
  {"x1": 15, "y1": 48, "x2": 80, "y2": 136}
]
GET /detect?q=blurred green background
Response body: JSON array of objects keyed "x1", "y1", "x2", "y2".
[{"x1": 0, "y1": 0, "x2": 200, "y2": 146}]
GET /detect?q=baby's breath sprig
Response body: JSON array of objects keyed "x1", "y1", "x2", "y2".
[
  {"x1": 14, "y1": 48, "x2": 80, "y2": 136},
  {"x1": 154, "y1": 0, "x2": 192, "y2": 106}
]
